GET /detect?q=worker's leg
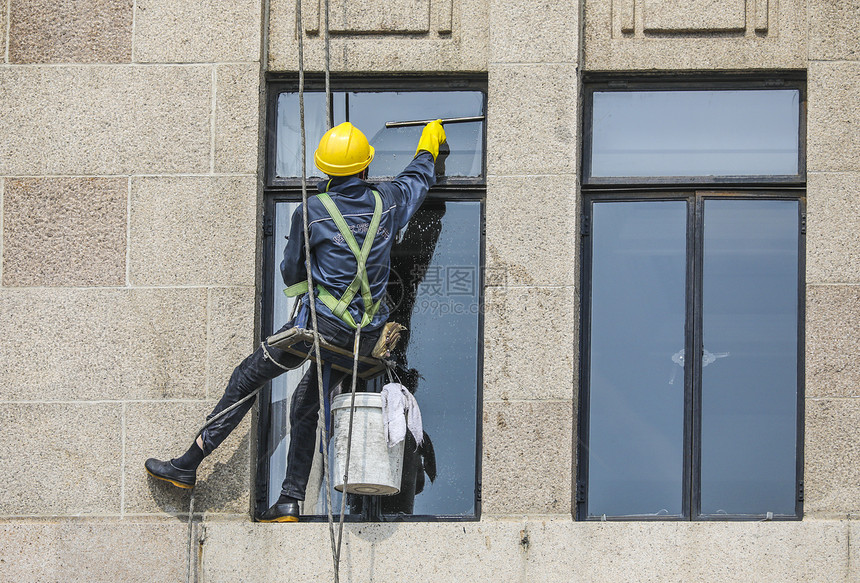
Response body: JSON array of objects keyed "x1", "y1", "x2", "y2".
[
  {"x1": 278, "y1": 364, "x2": 348, "y2": 501},
  {"x1": 198, "y1": 340, "x2": 303, "y2": 455},
  {"x1": 146, "y1": 321, "x2": 304, "y2": 489},
  {"x1": 279, "y1": 317, "x2": 381, "y2": 501}
]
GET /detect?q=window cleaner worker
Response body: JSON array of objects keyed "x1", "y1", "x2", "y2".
[{"x1": 145, "y1": 119, "x2": 447, "y2": 522}]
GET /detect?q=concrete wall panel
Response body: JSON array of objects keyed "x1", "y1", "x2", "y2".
[
  {"x1": 482, "y1": 400, "x2": 573, "y2": 515},
  {"x1": 806, "y1": 286, "x2": 860, "y2": 399},
  {"x1": 487, "y1": 64, "x2": 578, "y2": 176},
  {"x1": 0, "y1": 522, "x2": 187, "y2": 582},
  {"x1": 486, "y1": 175, "x2": 577, "y2": 287},
  {"x1": 489, "y1": 0, "x2": 579, "y2": 63},
  {"x1": 268, "y1": 0, "x2": 488, "y2": 71},
  {"x1": 643, "y1": 0, "x2": 746, "y2": 32},
  {"x1": 0, "y1": 403, "x2": 121, "y2": 516},
  {"x1": 0, "y1": 66, "x2": 211, "y2": 176},
  {"x1": 809, "y1": 0, "x2": 860, "y2": 61},
  {"x1": 807, "y1": 173, "x2": 860, "y2": 284},
  {"x1": 805, "y1": 399, "x2": 860, "y2": 515},
  {"x1": 484, "y1": 286, "x2": 577, "y2": 401},
  {"x1": 532, "y1": 520, "x2": 849, "y2": 583},
  {"x1": 852, "y1": 520, "x2": 860, "y2": 580},
  {"x1": 305, "y1": 0, "x2": 435, "y2": 33},
  {"x1": 8, "y1": 0, "x2": 132, "y2": 64},
  {"x1": 200, "y1": 519, "x2": 850, "y2": 583},
  {"x1": 129, "y1": 176, "x2": 257, "y2": 286},
  {"x1": 2, "y1": 177, "x2": 127, "y2": 287},
  {"x1": 125, "y1": 401, "x2": 251, "y2": 516},
  {"x1": 808, "y1": 62, "x2": 860, "y2": 173},
  {"x1": 584, "y1": 0, "x2": 806, "y2": 70},
  {"x1": 201, "y1": 521, "x2": 526, "y2": 582},
  {"x1": 0, "y1": 288, "x2": 208, "y2": 401},
  {"x1": 133, "y1": 0, "x2": 261, "y2": 63},
  {"x1": 215, "y1": 64, "x2": 261, "y2": 174},
  {"x1": 0, "y1": 179, "x2": 4, "y2": 284},
  {"x1": 207, "y1": 286, "x2": 256, "y2": 397}
]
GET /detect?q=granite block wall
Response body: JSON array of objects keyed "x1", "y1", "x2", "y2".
[
  {"x1": 1, "y1": 0, "x2": 860, "y2": 580},
  {"x1": 0, "y1": 0, "x2": 262, "y2": 540},
  {"x1": 804, "y1": 22, "x2": 860, "y2": 520}
]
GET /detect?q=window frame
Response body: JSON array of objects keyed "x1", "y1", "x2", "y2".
[
  {"x1": 265, "y1": 73, "x2": 488, "y2": 190},
  {"x1": 256, "y1": 74, "x2": 488, "y2": 522},
  {"x1": 576, "y1": 73, "x2": 806, "y2": 522},
  {"x1": 581, "y1": 72, "x2": 807, "y2": 188}
]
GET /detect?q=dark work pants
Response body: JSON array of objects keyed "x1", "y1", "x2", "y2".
[{"x1": 200, "y1": 314, "x2": 381, "y2": 502}]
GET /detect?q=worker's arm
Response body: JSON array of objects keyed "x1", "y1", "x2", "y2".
[
  {"x1": 387, "y1": 121, "x2": 447, "y2": 229},
  {"x1": 280, "y1": 203, "x2": 308, "y2": 287}
]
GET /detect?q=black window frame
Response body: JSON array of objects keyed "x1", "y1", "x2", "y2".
[
  {"x1": 256, "y1": 73, "x2": 488, "y2": 522},
  {"x1": 576, "y1": 72, "x2": 806, "y2": 522},
  {"x1": 265, "y1": 73, "x2": 488, "y2": 191},
  {"x1": 582, "y1": 72, "x2": 807, "y2": 188}
]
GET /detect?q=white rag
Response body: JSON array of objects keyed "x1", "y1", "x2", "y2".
[{"x1": 380, "y1": 383, "x2": 424, "y2": 449}]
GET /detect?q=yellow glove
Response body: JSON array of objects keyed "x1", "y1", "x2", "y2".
[{"x1": 415, "y1": 120, "x2": 446, "y2": 160}]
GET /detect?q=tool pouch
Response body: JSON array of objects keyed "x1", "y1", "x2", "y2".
[{"x1": 371, "y1": 322, "x2": 406, "y2": 358}]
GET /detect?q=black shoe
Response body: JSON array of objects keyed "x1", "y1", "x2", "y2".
[
  {"x1": 258, "y1": 501, "x2": 300, "y2": 523},
  {"x1": 145, "y1": 457, "x2": 196, "y2": 489}
]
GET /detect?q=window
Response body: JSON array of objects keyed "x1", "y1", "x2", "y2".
[
  {"x1": 257, "y1": 76, "x2": 486, "y2": 521},
  {"x1": 577, "y1": 75, "x2": 805, "y2": 520},
  {"x1": 267, "y1": 80, "x2": 485, "y2": 186},
  {"x1": 588, "y1": 89, "x2": 801, "y2": 180}
]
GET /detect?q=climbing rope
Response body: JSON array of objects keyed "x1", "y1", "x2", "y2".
[
  {"x1": 297, "y1": 1, "x2": 364, "y2": 577},
  {"x1": 295, "y1": 0, "x2": 341, "y2": 578},
  {"x1": 336, "y1": 320, "x2": 362, "y2": 567},
  {"x1": 295, "y1": 1, "x2": 368, "y2": 582},
  {"x1": 324, "y1": 0, "x2": 332, "y2": 129}
]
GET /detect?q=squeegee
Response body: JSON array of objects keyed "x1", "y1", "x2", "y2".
[{"x1": 385, "y1": 115, "x2": 485, "y2": 128}]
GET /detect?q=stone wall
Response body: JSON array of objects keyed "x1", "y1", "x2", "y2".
[
  {"x1": 1, "y1": 0, "x2": 860, "y2": 581},
  {"x1": 804, "y1": 0, "x2": 860, "y2": 519},
  {"x1": 0, "y1": 2, "x2": 262, "y2": 579}
]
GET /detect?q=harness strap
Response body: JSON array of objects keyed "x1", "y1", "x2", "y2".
[{"x1": 285, "y1": 190, "x2": 383, "y2": 330}]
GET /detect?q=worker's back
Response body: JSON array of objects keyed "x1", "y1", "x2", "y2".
[{"x1": 281, "y1": 151, "x2": 437, "y2": 331}]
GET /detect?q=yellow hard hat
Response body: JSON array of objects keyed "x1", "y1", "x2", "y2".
[{"x1": 314, "y1": 122, "x2": 375, "y2": 176}]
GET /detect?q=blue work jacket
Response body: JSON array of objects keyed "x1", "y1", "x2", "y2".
[{"x1": 280, "y1": 151, "x2": 436, "y2": 332}]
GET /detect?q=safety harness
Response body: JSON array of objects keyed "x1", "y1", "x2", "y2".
[{"x1": 284, "y1": 189, "x2": 383, "y2": 330}]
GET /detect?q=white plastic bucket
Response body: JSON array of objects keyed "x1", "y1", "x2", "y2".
[{"x1": 331, "y1": 392, "x2": 404, "y2": 495}]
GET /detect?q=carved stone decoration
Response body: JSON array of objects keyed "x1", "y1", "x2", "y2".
[
  {"x1": 645, "y1": 0, "x2": 746, "y2": 32},
  {"x1": 619, "y1": 0, "x2": 635, "y2": 32},
  {"x1": 303, "y1": 0, "x2": 453, "y2": 35},
  {"x1": 755, "y1": 0, "x2": 769, "y2": 31},
  {"x1": 614, "y1": 0, "x2": 772, "y2": 36}
]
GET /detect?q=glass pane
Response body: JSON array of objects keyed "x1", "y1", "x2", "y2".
[
  {"x1": 275, "y1": 90, "x2": 484, "y2": 180},
  {"x1": 275, "y1": 92, "x2": 346, "y2": 180},
  {"x1": 349, "y1": 91, "x2": 484, "y2": 178},
  {"x1": 591, "y1": 90, "x2": 800, "y2": 178},
  {"x1": 700, "y1": 199, "x2": 799, "y2": 516},
  {"x1": 267, "y1": 200, "x2": 481, "y2": 517},
  {"x1": 266, "y1": 201, "x2": 321, "y2": 509},
  {"x1": 587, "y1": 201, "x2": 687, "y2": 517},
  {"x1": 383, "y1": 200, "x2": 481, "y2": 515}
]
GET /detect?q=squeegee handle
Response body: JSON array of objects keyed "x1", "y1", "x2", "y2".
[{"x1": 385, "y1": 115, "x2": 485, "y2": 128}]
